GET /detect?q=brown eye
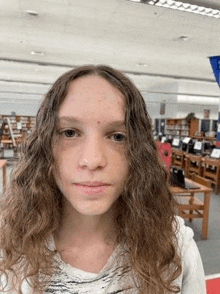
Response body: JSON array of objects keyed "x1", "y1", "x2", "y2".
[
  {"x1": 111, "y1": 133, "x2": 126, "y2": 142},
  {"x1": 63, "y1": 129, "x2": 77, "y2": 138}
]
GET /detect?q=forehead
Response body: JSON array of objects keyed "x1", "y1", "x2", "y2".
[{"x1": 58, "y1": 75, "x2": 126, "y2": 120}]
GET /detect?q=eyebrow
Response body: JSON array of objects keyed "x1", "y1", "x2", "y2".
[{"x1": 57, "y1": 116, "x2": 126, "y2": 128}]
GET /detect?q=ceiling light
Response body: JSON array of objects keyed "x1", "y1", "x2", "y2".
[
  {"x1": 31, "y1": 51, "x2": 44, "y2": 56},
  {"x1": 179, "y1": 36, "x2": 189, "y2": 41},
  {"x1": 128, "y1": 0, "x2": 220, "y2": 18},
  {"x1": 35, "y1": 68, "x2": 43, "y2": 72},
  {"x1": 26, "y1": 10, "x2": 39, "y2": 16},
  {"x1": 136, "y1": 62, "x2": 147, "y2": 67},
  {"x1": 173, "y1": 36, "x2": 190, "y2": 41}
]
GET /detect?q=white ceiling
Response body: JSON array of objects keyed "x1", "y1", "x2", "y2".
[{"x1": 1, "y1": 0, "x2": 220, "y2": 95}]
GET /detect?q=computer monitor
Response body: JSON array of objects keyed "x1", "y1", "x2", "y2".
[
  {"x1": 161, "y1": 136, "x2": 167, "y2": 143},
  {"x1": 170, "y1": 167, "x2": 200, "y2": 189},
  {"x1": 172, "y1": 138, "x2": 180, "y2": 148},
  {"x1": 181, "y1": 137, "x2": 191, "y2": 152},
  {"x1": 193, "y1": 141, "x2": 203, "y2": 155},
  {"x1": 210, "y1": 148, "x2": 220, "y2": 159},
  {"x1": 203, "y1": 141, "x2": 212, "y2": 154},
  {"x1": 166, "y1": 138, "x2": 173, "y2": 145},
  {"x1": 188, "y1": 139, "x2": 195, "y2": 154}
]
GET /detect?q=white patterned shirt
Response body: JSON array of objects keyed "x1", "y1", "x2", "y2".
[{"x1": 2, "y1": 217, "x2": 206, "y2": 294}]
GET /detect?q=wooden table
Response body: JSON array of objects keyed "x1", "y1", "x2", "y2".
[
  {"x1": 0, "y1": 159, "x2": 7, "y2": 194},
  {"x1": 170, "y1": 178, "x2": 212, "y2": 240}
]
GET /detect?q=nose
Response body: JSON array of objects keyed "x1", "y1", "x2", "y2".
[{"x1": 78, "y1": 136, "x2": 107, "y2": 170}]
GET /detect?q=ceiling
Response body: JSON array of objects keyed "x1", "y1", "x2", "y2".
[{"x1": 1, "y1": 0, "x2": 220, "y2": 95}]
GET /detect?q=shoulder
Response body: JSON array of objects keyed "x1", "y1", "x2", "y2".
[
  {"x1": 173, "y1": 216, "x2": 206, "y2": 294},
  {"x1": 174, "y1": 216, "x2": 194, "y2": 253}
]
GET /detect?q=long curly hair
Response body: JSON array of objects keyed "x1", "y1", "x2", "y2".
[{"x1": 0, "y1": 65, "x2": 181, "y2": 293}]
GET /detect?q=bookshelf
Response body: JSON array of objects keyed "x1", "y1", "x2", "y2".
[
  {"x1": 0, "y1": 115, "x2": 35, "y2": 157},
  {"x1": 165, "y1": 118, "x2": 199, "y2": 138}
]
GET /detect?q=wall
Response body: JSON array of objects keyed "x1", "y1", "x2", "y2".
[
  {"x1": 0, "y1": 81, "x2": 49, "y2": 116},
  {"x1": 177, "y1": 101, "x2": 219, "y2": 120},
  {"x1": 142, "y1": 92, "x2": 178, "y2": 120},
  {"x1": 176, "y1": 80, "x2": 219, "y2": 121},
  {"x1": 142, "y1": 79, "x2": 220, "y2": 123},
  {"x1": 0, "y1": 78, "x2": 219, "y2": 121}
]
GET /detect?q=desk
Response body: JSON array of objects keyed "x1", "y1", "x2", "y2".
[
  {"x1": 0, "y1": 159, "x2": 7, "y2": 194},
  {"x1": 170, "y1": 178, "x2": 212, "y2": 240}
]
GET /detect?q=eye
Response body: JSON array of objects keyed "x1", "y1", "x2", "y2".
[
  {"x1": 61, "y1": 129, "x2": 78, "y2": 138},
  {"x1": 110, "y1": 133, "x2": 126, "y2": 142}
]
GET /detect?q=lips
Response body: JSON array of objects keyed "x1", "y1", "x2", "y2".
[
  {"x1": 75, "y1": 182, "x2": 110, "y2": 187},
  {"x1": 74, "y1": 182, "x2": 110, "y2": 195}
]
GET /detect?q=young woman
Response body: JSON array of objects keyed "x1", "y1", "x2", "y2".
[{"x1": 0, "y1": 65, "x2": 206, "y2": 293}]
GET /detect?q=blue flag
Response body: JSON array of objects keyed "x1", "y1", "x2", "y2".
[{"x1": 209, "y1": 56, "x2": 220, "y2": 87}]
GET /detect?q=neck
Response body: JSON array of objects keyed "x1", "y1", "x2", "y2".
[{"x1": 54, "y1": 200, "x2": 118, "y2": 248}]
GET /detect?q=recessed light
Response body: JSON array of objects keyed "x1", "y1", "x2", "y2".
[
  {"x1": 31, "y1": 51, "x2": 44, "y2": 56},
  {"x1": 136, "y1": 62, "x2": 147, "y2": 67},
  {"x1": 35, "y1": 68, "x2": 43, "y2": 72},
  {"x1": 26, "y1": 10, "x2": 39, "y2": 16},
  {"x1": 179, "y1": 36, "x2": 189, "y2": 41},
  {"x1": 173, "y1": 36, "x2": 189, "y2": 41}
]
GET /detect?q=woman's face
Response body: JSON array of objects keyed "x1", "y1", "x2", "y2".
[{"x1": 52, "y1": 74, "x2": 129, "y2": 216}]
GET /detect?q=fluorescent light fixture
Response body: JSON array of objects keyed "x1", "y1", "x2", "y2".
[
  {"x1": 127, "y1": 0, "x2": 220, "y2": 18},
  {"x1": 178, "y1": 95, "x2": 220, "y2": 105}
]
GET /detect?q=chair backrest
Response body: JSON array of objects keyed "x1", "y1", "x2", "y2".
[
  {"x1": 188, "y1": 154, "x2": 202, "y2": 162},
  {"x1": 157, "y1": 142, "x2": 172, "y2": 169},
  {"x1": 205, "y1": 157, "x2": 220, "y2": 166},
  {"x1": 193, "y1": 174, "x2": 212, "y2": 188},
  {"x1": 204, "y1": 158, "x2": 220, "y2": 177}
]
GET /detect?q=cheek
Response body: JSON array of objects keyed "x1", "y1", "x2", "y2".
[
  {"x1": 51, "y1": 148, "x2": 67, "y2": 186},
  {"x1": 117, "y1": 157, "x2": 129, "y2": 182},
  {"x1": 52, "y1": 139, "x2": 73, "y2": 169}
]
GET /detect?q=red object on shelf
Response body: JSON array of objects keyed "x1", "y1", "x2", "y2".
[{"x1": 157, "y1": 142, "x2": 172, "y2": 169}]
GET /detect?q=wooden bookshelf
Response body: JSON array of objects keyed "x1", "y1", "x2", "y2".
[
  {"x1": 166, "y1": 118, "x2": 199, "y2": 138},
  {"x1": 0, "y1": 115, "x2": 35, "y2": 157}
]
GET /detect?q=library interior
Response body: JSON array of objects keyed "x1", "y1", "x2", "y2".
[{"x1": 1, "y1": 0, "x2": 220, "y2": 293}]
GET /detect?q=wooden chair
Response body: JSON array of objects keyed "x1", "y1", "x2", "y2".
[
  {"x1": 203, "y1": 157, "x2": 220, "y2": 193},
  {"x1": 185, "y1": 154, "x2": 203, "y2": 178},
  {"x1": 175, "y1": 174, "x2": 212, "y2": 240},
  {"x1": 171, "y1": 149, "x2": 185, "y2": 169}
]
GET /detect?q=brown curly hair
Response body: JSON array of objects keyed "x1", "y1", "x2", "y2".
[{"x1": 0, "y1": 65, "x2": 181, "y2": 293}]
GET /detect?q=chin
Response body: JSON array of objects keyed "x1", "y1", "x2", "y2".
[{"x1": 76, "y1": 202, "x2": 115, "y2": 216}]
